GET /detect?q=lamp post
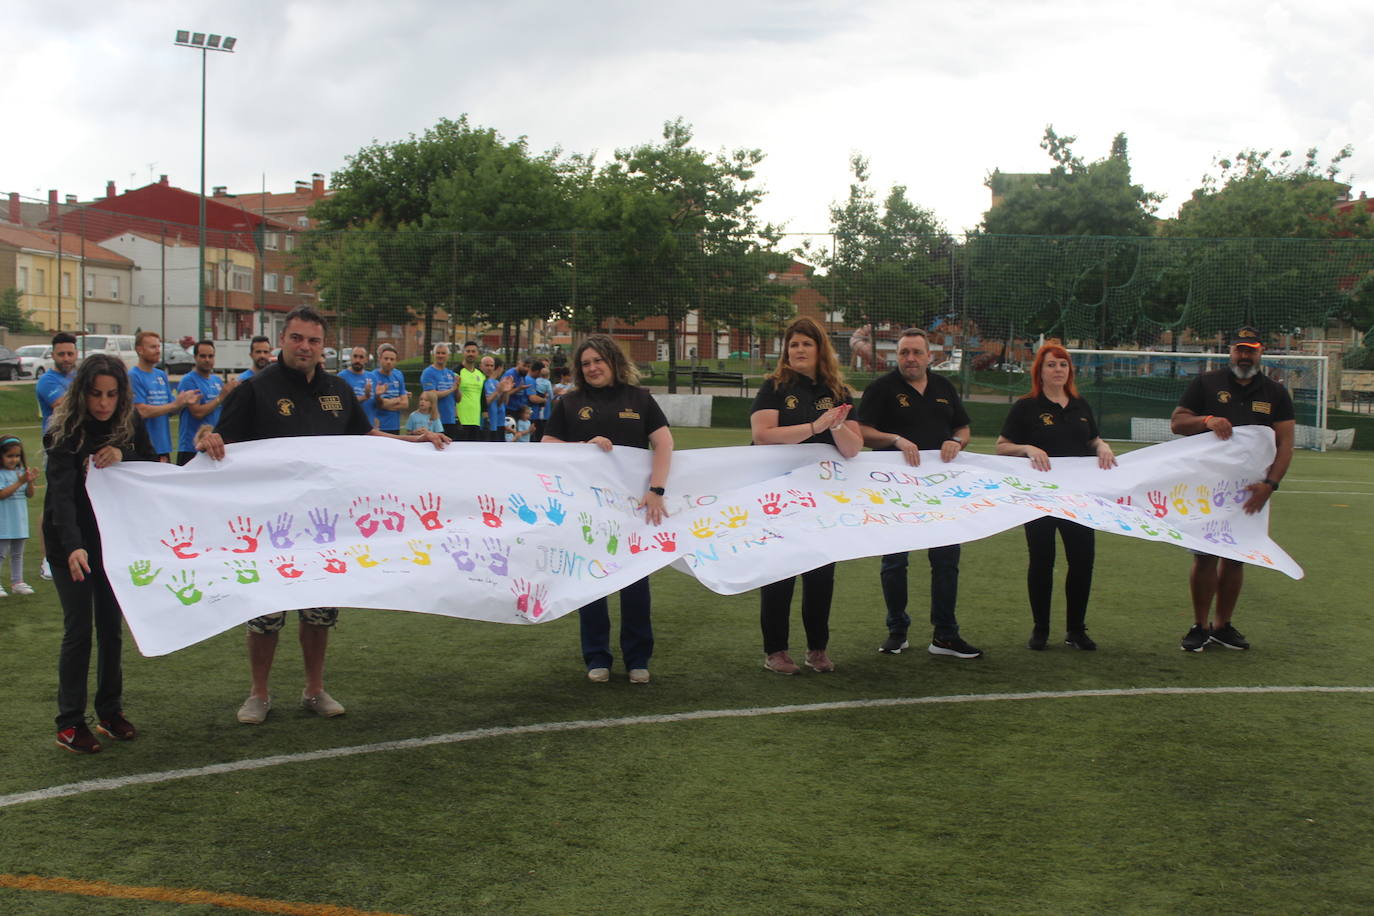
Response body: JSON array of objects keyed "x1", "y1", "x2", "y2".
[{"x1": 173, "y1": 30, "x2": 236, "y2": 341}]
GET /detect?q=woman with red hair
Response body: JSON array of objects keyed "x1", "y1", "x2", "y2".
[
  {"x1": 750, "y1": 317, "x2": 862, "y2": 674},
  {"x1": 996, "y1": 345, "x2": 1116, "y2": 651}
]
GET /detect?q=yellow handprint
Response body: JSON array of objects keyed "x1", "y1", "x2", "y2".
[
  {"x1": 344, "y1": 544, "x2": 382, "y2": 568},
  {"x1": 690, "y1": 518, "x2": 715, "y2": 539},
  {"x1": 720, "y1": 506, "x2": 749, "y2": 528}
]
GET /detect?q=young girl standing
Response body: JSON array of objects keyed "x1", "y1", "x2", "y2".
[
  {"x1": 0, "y1": 436, "x2": 37, "y2": 596},
  {"x1": 46, "y1": 354, "x2": 157, "y2": 753}
]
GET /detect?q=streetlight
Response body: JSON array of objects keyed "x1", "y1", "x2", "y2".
[{"x1": 174, "y1": 29, "x2": 237, "y2": 340}]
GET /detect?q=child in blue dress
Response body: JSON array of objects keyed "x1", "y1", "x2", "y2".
[{"x1": 0, "y1": 435, "x2": 37, "y2": 596}]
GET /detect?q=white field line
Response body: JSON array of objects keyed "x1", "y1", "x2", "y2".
[
  {"x1": 5, "y1": 685, "x2": 1372, "y2": 810},
  {"x1": 1283, "y1": 490, "x2": 1374, "y2": 496}
]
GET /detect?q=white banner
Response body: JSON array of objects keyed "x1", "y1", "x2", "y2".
[{"x1": 87, "y1": 427, "x2": 1299, "y2": 656}]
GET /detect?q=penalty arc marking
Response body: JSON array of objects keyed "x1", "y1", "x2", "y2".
[{"x1": 3, "y1": 684, "x2": 1371, "y2": 810}]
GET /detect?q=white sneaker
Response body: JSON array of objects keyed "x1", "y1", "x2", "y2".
[
  {"x1": 586, "y1": 667, "x2": 610, "y2": 683},
  {"x1": 40, "y1": 559, "x2": 52, "y2": 580},
  {"x1": 10, "y1": 582, "x2": 33, "y2": 595}
]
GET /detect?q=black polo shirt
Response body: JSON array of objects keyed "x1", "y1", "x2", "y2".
[
  {"x1": 857, "y1": 370, "x2": 971, "y2": 450},
  {"x1": 999, "y1": 394, "x2": 1100, "y2": 458},
  {"x1": 216, "y1": 356, "x2": 373, "y2": 443},
  {"x1": 751, "y1": 375, "x2": 853, "y2": 446},
  {"x1": 545, "y1": 384, "x2": 667, "y2": 450},
  {"x1": 1177, "y1": 368, "x2": 1295, "y2": 429}
]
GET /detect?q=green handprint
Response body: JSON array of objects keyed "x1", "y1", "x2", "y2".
[
  {"x1": 225, "y1": 559, "x2": 260, "y2": 585},
  {"x1": 164, "y1": 570, "x2": 203, "y2": 606},
  {"x1": 578, "y1": 512, "x2": 595, "y2": 545},
  {"x1": 605, "y1": 520, "x2": 620, "y2": 555},
  {"x1": 128, "y1": 560, "x2": 162, "y2": 587}
]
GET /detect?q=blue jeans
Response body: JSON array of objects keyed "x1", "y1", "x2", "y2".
[
  {"x1": 879, "y1": 545, "x2": 961, "y2": 640},
  {"x1": 578, "y1": 576, "x2": 653, "y2": 670}
]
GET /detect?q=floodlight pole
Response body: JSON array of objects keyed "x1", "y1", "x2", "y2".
[{"x1": 174, "y1": 31, "x2": 236, "y2": 340}]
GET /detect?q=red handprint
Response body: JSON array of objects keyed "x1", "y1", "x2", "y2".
[
  {"x1": 410, "y1": 492, "x2": 444, "y2": 531},
  {"x1": 478, "y1": 494, "x2": 504, "y2": 528},
  {"x1": 320, "y1": 549, "x2": 347, "y2": 574},
  {"x1": 271, "y1": 554, "x2": 303, "y2": 579},
  {"x1": 759, "y1": 492, "x2": 783, "y2": 515},
  {"x1": 628, "y1": 533, "x2": 647, "y2": 554},
  {"x1": 787, "y1": 489, "x2": 817, "y2": 508},
  {"x1": 653, "y1": 531, "x2": 677, "y2": 553},
  {"x1": 377, "y1": 493, "x2": 406, "y2": 532},
  {"x1": 226, "y1": 516, "x2": 262, "y2": 554},
  {"x1": 350, "y1": 496, "x2": 380, "y2": 538},
  {"x1": 1146, "y1": 490, "x2": 1168, "y2": 518},
  {"x1": 511, "y1": 578, "x2": 548, "y2": 620},
  {"x1": 160, "y1": 525, "x2": 198, "y2": 559}
]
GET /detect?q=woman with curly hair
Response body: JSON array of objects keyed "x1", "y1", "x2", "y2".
[
  {"x1": 750, "y1": 317, "x2": 862, "y2": 674},
  {"x1": 46, "y1": 354, "x2": 157, "y2": 753}
]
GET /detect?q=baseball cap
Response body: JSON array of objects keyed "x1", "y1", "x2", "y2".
[{"x1": 1229, "y1": 326, "x2": 1263, "y2": 348}]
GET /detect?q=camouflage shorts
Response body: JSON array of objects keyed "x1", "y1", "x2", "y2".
[{"x1": 246, "y1": 607, "x2": 339, "y2": 635}]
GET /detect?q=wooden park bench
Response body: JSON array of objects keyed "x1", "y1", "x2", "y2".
[{"x1": 668, "y1": 366, "x2": 749, "y2": 396}]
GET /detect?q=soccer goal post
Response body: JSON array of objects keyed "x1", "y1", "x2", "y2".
[{"x1": 1064, "y1": 349, "x2": 1332, "y2": 452}]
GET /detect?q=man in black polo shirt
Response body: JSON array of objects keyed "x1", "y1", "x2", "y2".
[
  {"x1": 196, "y1": 306, "x2": 449, "y2": 725},
  {"x1": 857, "y1": 328, "x2": 982, "y2": 660},
  {"x1": 1171, "y1": 326, "x2": 1294, "y2": 652}
]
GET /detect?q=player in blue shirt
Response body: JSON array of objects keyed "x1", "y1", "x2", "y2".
[
  {"x1": 420, "y1": 343, "x2": 459, "y2": 439},
  {"x1": 175, "y1": 340, "x2": 238, "y2": 465},
  {"x1": 131, "y1": 331, "x2": 197, "y2": 461},
  {"x1": 237, "y1": 336, "x2": 274, "y2": 382},
  {"x1": 36, "y1": 332, "x2": 79, "y2": 433},
  {"x1": 369, "y1": 343, "x2": 408, "y2": 433},
  {"x1": 528, "y1": 359, "x2": 552, "y2": 441},
  {"x1": 481, "y1": 354, "x2": 513, "y2": 442},
  {"x1": 501, "y1": 357, "x2": 533, "y2": 415},
  {"x1": 337, "y1": 345, "x2": 376, "y2": 428}
]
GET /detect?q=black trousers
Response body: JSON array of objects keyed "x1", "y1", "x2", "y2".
[
  {"x1": 1023, "y1": 516, "x2": 1095, "y2": 633},
  {"x1": 52, "y1": 556, "x2": 125, "y2": 729},
  {"x1": 759, "y1": 563, "x2": 835, "y2": 654}
]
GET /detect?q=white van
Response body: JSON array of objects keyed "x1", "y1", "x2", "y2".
[{"x1": 77, "y1": 334, "x2": 139, "y2": 368}]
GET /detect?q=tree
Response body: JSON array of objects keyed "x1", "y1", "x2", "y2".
[
  {"x1": 303, "y1": 116, "x2": 581, "y2": 354},
  {"x1": 982, "y1": 127, "x2": 1162, "y2": 237},
  {"x1": 0, "y1": 287, "x2": 42, "y2": 333},
  {"x1": 579, "y1": 118, "x2": 789, "y2": 389},
  {"x1": 819, "y1": 155, "x2": 951, "y2": 334}
]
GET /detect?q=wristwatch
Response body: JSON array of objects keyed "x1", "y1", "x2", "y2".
[
  {"x1": 1262, "y1": 478, "x2": 1279, "y2": 490},
  {"x1": 648, "y1": 486, "x2": 665, "y2": 496}
]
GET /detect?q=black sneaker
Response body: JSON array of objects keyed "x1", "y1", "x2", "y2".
[
  {"x1": 1180, "y1": 624, "x2": 1210, "y2": 652},
  {"x1": 1027, "y1": 629, "x2": 1049, "y2": 651},
  {"x1": 56, "y1": 723, "x2": 102, "y2": 754},
  {"x1": 96, "y1": 712, "x2": 137, "y2": 741},
  {"x1": 1209, "y1": 623, "x2": 1250, "y2": 650},
  {"x1": 929, "y1": 636, "x2": 983, "y2": 659},
  {"x1": 878, "y1": 634, "x2": 910, "y2": 654},
  {"x1": 1064, "y1": 630, "x2": 1097, "y2": 651}
]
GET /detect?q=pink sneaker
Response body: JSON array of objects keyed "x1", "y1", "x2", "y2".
[
  {"x1": 805, "y1": 650, "x2": 835, "y2": 673},
  {"x1": 763, "y1": 651, "x2": 800, "y2": 675}
]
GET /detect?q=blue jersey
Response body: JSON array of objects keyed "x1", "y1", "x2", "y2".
[
  {"x1": 36, "y1": 369, "x2": 75, "y2": 432},
  {"x1": 421, "y1": 365, "x2": 458, "y2": 425},
  {"x1": 483, "y1": 377, "x2": 508, "y2": 432},
  {"x1": 130, "y1": 365, "x2": 174, "y2": 454},
  {"x1": 176, "y1": 371, "x2": 225, "y2": 454},
  {"x1": 337, "y1": 368, "x2": 375, "y2": 427},
  {"x1": 370, "y1": 368, "x2": 406, "y2": 431},
  {"x1": 502, "y1": 368, "x2": 531, "y2": 412},
  {"x1": 531, "y1": 376, "x2": 552, "y2": 421}
]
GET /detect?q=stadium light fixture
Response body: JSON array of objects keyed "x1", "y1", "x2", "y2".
[{"x1": 173, "y1": 29, "x2": 238, "y2": 339}]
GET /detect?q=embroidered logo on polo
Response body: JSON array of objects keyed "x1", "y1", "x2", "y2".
[
  {"x1": 815, "y1": 397, "x2": 835, "y2": 410},
  {"x1": 578, "y1": 406, "x2": 593, "y2": 420},
  {"x1": 896, "y1": 394, "x2": 911, "y2": 407},
  {"x1": 935, "y1": 398, "x2": 949, "y2": 405},
  {"x1": 784, "y1": 395, "x2": 799, "y2": 409},
  {"x1": 618, "y1": 409, "x2": 641, "y2": 420},
  {"x1": 1039, "y1": 412, "x2": 1055, "y2": 426},
  {"x1": 319, "y1": 395, "x2": 344, "y2": 415},
  {"x1": 1218, "y1": 391, "x2": 1232, "y2": 404},
  {"x1": 1253, "y1": 401, "x2": 1271, "y2": 414},
  {"x1": 276, "y1": 399, "x2": 295, "y2": 417}
]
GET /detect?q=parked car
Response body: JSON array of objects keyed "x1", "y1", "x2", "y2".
[
  {"x1": 159, "y1": 345, "x2": 196, "y2": 375},
  {"x1": 15, "y1": 344, "x2": 54, "y2": 378},
  {"x1": 322, "y1": 347, "x2": 339, "y2": 370},
  {"x1": 0, "y1": 346, "x2": 21, "y2": 380},
  {"x1": 77, "y1": 334, "x2": 139, "y2": 368}
]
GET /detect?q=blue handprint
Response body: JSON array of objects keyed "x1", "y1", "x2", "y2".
[
  {"x1": 544, "y1": 497, "x2": 567, "y2": 526},
  {"x1": 266, "y1": 512, "x2": 295, "y2": 550},
  {"x1": 304, "y1": 508, "x2": 339, "y2": 544},
  {"x1": 972, "y1": 478, "x2": 1000, "y2": 490},
  {"x1": 942, "y1": 485, "x2": 972, "y2": 499},
  {"x1": 508, "y1": 493, "x2": 539, "y2": 525}
]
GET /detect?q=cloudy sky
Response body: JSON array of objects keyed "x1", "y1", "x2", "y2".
[{"x1": 6, "y1": 0, "x2": 1371, "y2": 236}]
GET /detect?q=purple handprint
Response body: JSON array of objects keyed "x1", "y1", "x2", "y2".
[
  {"x1": 304, "y1": 508, "x2": 339, "y2": 544},
  {"x1": 484, "y1": 537, "x2": 511, "y2": 577},
  {"x1": 266, "y1": 512, "x2": 295, "y2": 550},
  {"x1": 442, "y1": 535, "x2": 476, "y2": 572}
]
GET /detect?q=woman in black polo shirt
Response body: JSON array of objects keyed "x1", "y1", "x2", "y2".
[
  {"x1": 544, "y1": 335, "x2": 672, "y2": 685},
  {"x1": 750, "y1": 316, "x2": 862, "y2": 674},
  {"x1": 996, "y1": 345, "x2": 1116, "y2": 651}
]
